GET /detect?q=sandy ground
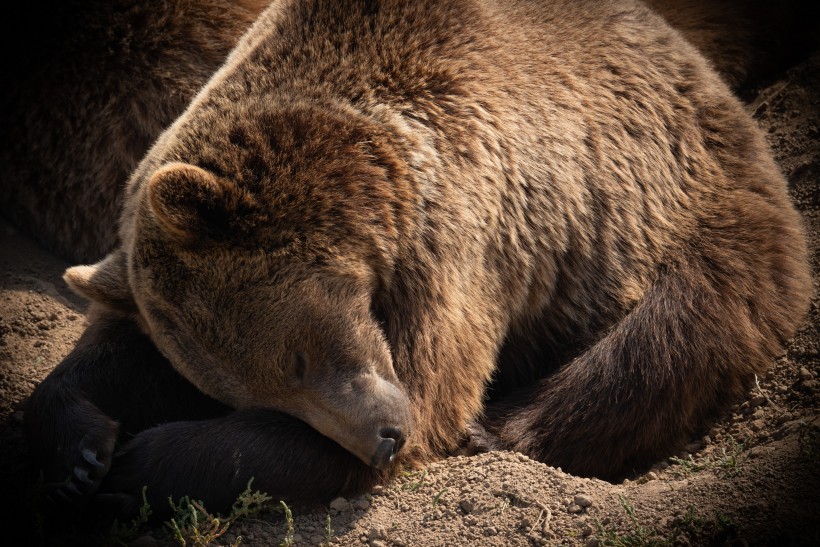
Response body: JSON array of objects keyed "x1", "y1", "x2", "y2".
[{"x1": 0, "y1": 53, "x2": 818, "y2": 547}]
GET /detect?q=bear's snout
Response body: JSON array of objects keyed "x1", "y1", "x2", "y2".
[
  {"x1": 285, "y1": 369, "x2": 413, "y2": 470},
  {"x1": 352, "y1": 377, "x2": 412, "y2": 469}
]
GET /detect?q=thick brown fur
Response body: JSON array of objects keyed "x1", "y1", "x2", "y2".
[
  {"x1": 22, "y1": 0, "x2": 812, "y2": 520},
  {"x1": 0, "y1": 0, "x2": 268, "y2": 263}
]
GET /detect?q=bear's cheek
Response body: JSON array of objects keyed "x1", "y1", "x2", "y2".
[
  {"x1": 145, "y1": 328, "x2": 260, "y2": 409},
  {"x1": 170, "y1": 361, "x2": 253, "y2": 409}
]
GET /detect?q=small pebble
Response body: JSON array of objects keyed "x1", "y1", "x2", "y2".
[
  {"x1": 798, "y1": 367, "x2": 814, "y2": 380},
  {"x1": 568, "y1": 504, "x2": 584, "y2": 514},
  {"x1": 330, "y1": 497, "x2": 351, "y2": 512},
  {"x1": 574, "y1": 494, "x2": 593, "y2": 508},
  {"x1": 777, "y1": 412, "x2": 794, "y2": 424},
  {"x1": 484, "y1": 526, "x2": 498, "y2": 536},
  {"x1": 368, "y1": 526, "x2": 388, "y2": 541},
  {"x1": 352, "y1": 497, "x2": 371, "y2": 511},
  {"x1": 749, "y1": 395, "x2": 767, "y2": 408}
]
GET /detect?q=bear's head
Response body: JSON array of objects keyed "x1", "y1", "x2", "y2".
[{"x1": 64, "y1": 105, "x2": 415, "y2": 469}]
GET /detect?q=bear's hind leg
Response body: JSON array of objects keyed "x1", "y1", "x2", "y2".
[{"x1": 486, "y1": 235, "x2": 809, "y2": 480}]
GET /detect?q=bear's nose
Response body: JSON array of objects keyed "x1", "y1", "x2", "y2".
[{"x1": 371, "y1": 427, "x2": 406, "y2": 470}]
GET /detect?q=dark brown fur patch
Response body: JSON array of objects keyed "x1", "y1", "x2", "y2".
[{"x1": 0, "y1": 0, "x2": 267, "y2": 262}]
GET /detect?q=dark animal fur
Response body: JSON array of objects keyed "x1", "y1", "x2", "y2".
[
  {"x1": 0, "y1": 0, "x2": 268, "y2": 263},
  {"x1": 20, "y1": 0, "x2": 812, "y2": 520},
  {"x1": 646, "y1": 0, "x2": 820, "y2": 90}
]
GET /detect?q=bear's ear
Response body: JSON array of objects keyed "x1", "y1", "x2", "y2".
[
  {"x1": 64, "y1": 251, "x2": 134, "y2": 310},
  {"x1": 147, "y1": 162, "x2": 233, "y2": 240}
]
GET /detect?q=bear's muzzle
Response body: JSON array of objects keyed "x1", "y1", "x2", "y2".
[{"x1": 284, "y1": 369, "x2": 413, "y2": 471}]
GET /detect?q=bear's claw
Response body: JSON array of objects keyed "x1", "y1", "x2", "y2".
[
  {"x1": 74, "y1": 466, "x2": 94, "y2": 485},
  {"x1": 455, "y1": 420, "x2": 503, "y2": 456},
  {"x1": 82, "y1": 447, "x2": 104, "y2": 468}
]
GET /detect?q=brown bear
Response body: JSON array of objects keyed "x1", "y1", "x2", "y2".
[{"x1": 23, "y1": 0, "x2": 812, "y2": 520}]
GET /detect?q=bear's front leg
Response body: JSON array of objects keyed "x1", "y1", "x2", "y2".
[
  {"x1": 25, "y1": 309, "x2": 229, "y2": 516},
  {"x1": 100, "y1": 410, "x2": 384, "y2": 519}
]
